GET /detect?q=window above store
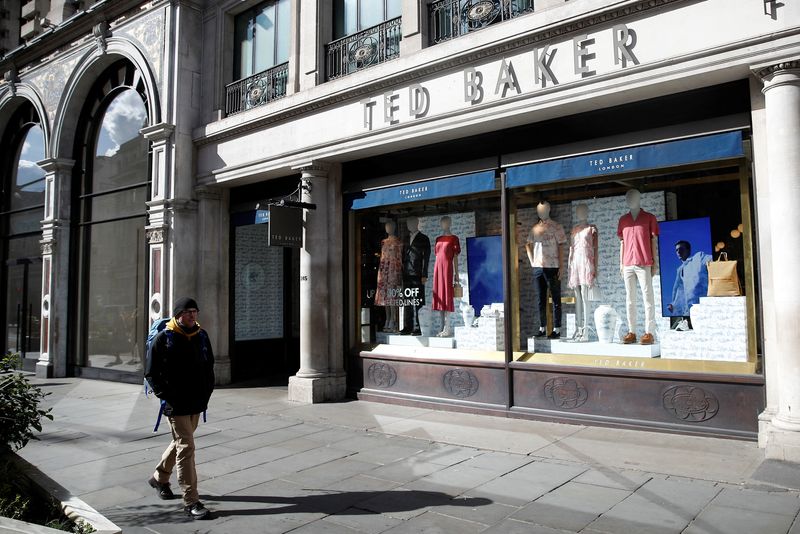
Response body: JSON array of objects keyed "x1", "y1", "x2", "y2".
[
  {"x1": 326, "y1": 0, "x2": 402, "y2": 81},
  {"x1": 428, "y1": 0, "x2": 535, "y2": 46}
]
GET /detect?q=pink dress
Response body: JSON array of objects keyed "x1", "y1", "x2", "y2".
[
  {"x1": 376, "y1": 235, "x2": 403, "y2": 306},
  {"x1": 432, "y1": 235, "x2": 461, "y2": 312},
  {"x1": 568, "y1": 224, "x2": 598, "y2": 289}
]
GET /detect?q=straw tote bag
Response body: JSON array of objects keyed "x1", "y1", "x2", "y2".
[{"x1": 707, "y1": 252, "x2": 742, "y2": 297}]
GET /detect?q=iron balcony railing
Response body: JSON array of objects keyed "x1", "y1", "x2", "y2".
[
  {"x1": 429, "y1": 0, "x2": 534, "y2": 45},
  {"x1": 326, "y1": 17, "x2": 402, "y2": 81},
  {"x1": 225, "y1": 62, "x2": 289, "y2": 116}
]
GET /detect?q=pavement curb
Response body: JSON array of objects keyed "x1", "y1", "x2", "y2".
[{"x1": 10, "y1": 453, "x2": 122, "y2": 534}]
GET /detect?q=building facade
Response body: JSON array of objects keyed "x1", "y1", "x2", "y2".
[{"x1": 1, "y1": 0, "x2": 800, "y2": 459}]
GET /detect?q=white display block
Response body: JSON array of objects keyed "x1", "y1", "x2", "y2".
[
  {"x1": 454, "y1": 316, "x2": 505, "y2": 351},
  {"x1": 386, "y1": 335, "x2": 429, "y2": 347},
  {"x1": 529, "y1": 338, "x2": 661, "y2": 358},
  {"x1": 428, "y1": 337, "x2": 456, "y2": 349},
  {"x1": 660, "y1": 296, "x2": 748, "y2": 362}
]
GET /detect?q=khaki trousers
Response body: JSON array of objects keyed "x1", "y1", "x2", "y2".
[
  {"x1": 623, "y1": 265, "x2": 656, "y2": 335},
  {"x1": 153, "y1": 413, "x2": 200, "y2": 506}
]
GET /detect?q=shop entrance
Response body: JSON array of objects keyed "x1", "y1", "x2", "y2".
[{"x1": 229, "y1": 178, "x2": 300, "y2": 385}]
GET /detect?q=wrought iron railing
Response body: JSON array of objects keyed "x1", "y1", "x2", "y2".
[
  {"x1": 429, "y1": 0, "x2": 535, "y2": 45},
  {"x1": 326, "y1": 17, "x2": 402, "y2": 81},
  {"x1": 225, "y1": 62, "x2": 289, "y2": 116}
]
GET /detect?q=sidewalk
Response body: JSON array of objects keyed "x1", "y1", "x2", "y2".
[{"x1": 16, "y1": 376, "x2": 800, "y2": 534}]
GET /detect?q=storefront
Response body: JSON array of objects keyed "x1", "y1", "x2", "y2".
[{"x1": 346, "y1": 81, "x2": 764, "y2": 439}]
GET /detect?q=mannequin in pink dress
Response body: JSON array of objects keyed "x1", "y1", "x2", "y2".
[
  {"x1": 568, "y1": 204, "x2": 599, "y2": 342},
  {"x1": 432, "y1": 216, "x2": 460, "y2": 337},
  {"x1": 376, "y1": 221, "x2": 403, "y2": 332}
]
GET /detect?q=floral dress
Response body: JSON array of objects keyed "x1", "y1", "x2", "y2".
[
  {"x1": 376, "y1": 235, "x2": 403, "y2": 306},
  {"x1": 568, "y1": 224, "x2": 598, "y2": 289},
  {"x1": 432, "y1": 235, "x2": 461, "y2": 312}
]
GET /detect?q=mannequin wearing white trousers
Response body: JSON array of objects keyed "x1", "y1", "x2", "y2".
[
  {"x1": 618, "y1": 189, "x2": 659, "y2": 345},
  {"x1": 569, "y1": 204, "x2": 598, "y2": 342}
]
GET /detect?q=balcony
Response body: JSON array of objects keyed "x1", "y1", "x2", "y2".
[
  {"x1": 428, "y1": 0, "x2": 535, "y2": 45},
  {"x1": 325, "y1": 17, "x2": 402, "y2": 81},
  {"x1": 225, "y1": 62, "x2": 289, "y2": 116}
]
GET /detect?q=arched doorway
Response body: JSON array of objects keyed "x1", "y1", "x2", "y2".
[
  {"x1": 70, "y1": 60, "x2": 150, "y2": 379},
  {"x1": 0, "y1": 102, "x2": 45, "y2": 370}
]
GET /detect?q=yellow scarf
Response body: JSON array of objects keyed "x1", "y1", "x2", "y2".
[{"x1": 166, "y1": 317, "x2": 201, "y2": 339}]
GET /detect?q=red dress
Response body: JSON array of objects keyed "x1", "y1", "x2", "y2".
[{"x1": 432, "y1": 235, "x2": 461, "y2": 312}]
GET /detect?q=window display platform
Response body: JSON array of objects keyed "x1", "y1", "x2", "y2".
[
  {"x1": 376, "y1": 333, "x2": 458, "y2": 348},
  {"x1": 529, "y1": 337, "x2": 661, "y2": 358}
]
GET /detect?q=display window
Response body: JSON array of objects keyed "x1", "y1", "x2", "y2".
[
  {"x1": 351, "y1": 132, "x2": 758, "y2": 376},
  {"x1": 506, "y1": 132, "x2": 758, "y2": 375},
  {"x1": 352, "y1": 171, "x2": 507, "y2": 362}
]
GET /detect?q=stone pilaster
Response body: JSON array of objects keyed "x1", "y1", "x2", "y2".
[
  {"x1": 36, "y1": 158, "x2": 74, "y2": 378},
  {"x1": 288, "y1": 162, "x2": 346, "y2": 403},
  {"x1": 400, "y1": 0, "x2": 425, "y2": 55},
  {"x1": 755, "y1": 60, "x2": 800, "y2": 460}
]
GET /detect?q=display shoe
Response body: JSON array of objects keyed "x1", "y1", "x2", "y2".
[
  {"x1": 622, "y1": 332, "x2": 637, "y2": 344},
  {"x1": 398, "y1": 328, "x2": 412, "y2": 335},
  {"x1": 411, "y1": 329, "x2": 422, "y2": 336},
  {"x1": 640, "y1": 333, "x2": 655, "y2": 345},
  {"x1": 570, "y1": 327, "x2": 582, "y2": 341},
  {"x1": 534, "y1": 328, "x2": 547, "y2": 338},
  {"x1": 437, "y1": 325, "x2": 452, "y2": 337},
  {"x1": 577, "y1": 328, "x2": 590, "y2": 343},
  {"x1": 547, "y1": 330, "x2": 561, "y2": 340}
]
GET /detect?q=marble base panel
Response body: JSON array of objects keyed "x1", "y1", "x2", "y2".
[
  {"x1": 529, "y1": 338, "x2": 661, "y2": 358},
  {"x1": 454, "y1": 316, "x2": 505, "y2": 351}
]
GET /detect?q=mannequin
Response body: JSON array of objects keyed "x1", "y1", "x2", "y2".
[
  {"x1": 568, "y1": 204, "x2": 598, "y2": 342},
  {"x1": 431, "y1": 216, "x2": 460, "y2": 337},
  {"x1": 525, "y1": 201, "x2": 567, "y2": 339},
  {"x1": 375, "y1": 220, "x2": 403, "y2": 333},
  {"x1": 400, "y1": 216, "x2": 431, "y2": 336},
  {"x1": 617, "y1": 189, "x2": 660, "y2": 345}
]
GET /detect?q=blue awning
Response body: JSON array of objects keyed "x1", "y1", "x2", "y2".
[
  {"x1": 505, "y1": 131, "x2": 744, "y2": 189},
  {"x1": 347, "y1": 170, "x2": 497, "y2": 210}
]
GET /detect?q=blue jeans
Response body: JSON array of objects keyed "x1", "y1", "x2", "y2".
[{"x1": 533, "y1": 267, "x2": 562, "y2": 329}]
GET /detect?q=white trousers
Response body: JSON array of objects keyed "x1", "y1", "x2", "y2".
[{"x1": 623, "y1": 265, "x2": 656, "y2": 335}]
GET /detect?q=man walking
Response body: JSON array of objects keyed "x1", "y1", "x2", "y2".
[{"x1": 144, "y1": 297, "x2": 215, "y2": 520}]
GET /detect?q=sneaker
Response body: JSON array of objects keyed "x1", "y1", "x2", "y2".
[
  {"x1": 674, "y1": 319, "x2": 690, "y2": 331},
  {"x1": 534, "y1": 328, "x2": 547, "y2": 338},
  {"x1": 640, "y1": 333, "x2": 655, "y2": 345},
  {"x1": 185, "y1": 502, "x2": 210, "y2": 520},
  {"x1": 622, "y1": 332, "x2": 636, "y2": 344},
  {"x1": 148, "y1": 477, "x2": 175, "y2": 500},
  {"x1": 547, "y1": 331, "x2": 561, "y2": 340}
]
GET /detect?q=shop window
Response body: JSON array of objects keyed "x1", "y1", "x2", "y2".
[
  {"x1": 227, "y1": 0, "x2": 290, "y2": 115},
  {"x1": 73, "y1": 61, "x2": 150, "y2": 375},
  {"x1": 327, "y1": 0, "x2": 402, "y2": 80},
  {"x1": 1, "y1": 105, "x2": 45, "y2": 364},
  {"x1": 507, "y1": 132, "x2": 758, "y2": 375},
  {"x1": 352, "y1": 171, "x2": 506, "y2": 362}
]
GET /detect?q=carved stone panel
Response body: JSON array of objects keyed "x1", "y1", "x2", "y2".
[
  {"x1": 116, "y1": 7, "x2": 166, "y2": 88},
  {"x1": 544, "y1": 377, "x2": 589, "y2": 409},
  {"x1": 662, "y1": 385, "x2": 720, "y2": 422},
  {"x1": 443, "y1": 369, "x2": 479, "y2": 398},
  {"x1": 367, "y1": 362, "x2": 397, "y2": 388}
]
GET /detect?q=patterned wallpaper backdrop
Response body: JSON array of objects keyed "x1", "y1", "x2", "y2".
[{"x1": 234, "y1": 224, "x2": 284, "y2": 340}]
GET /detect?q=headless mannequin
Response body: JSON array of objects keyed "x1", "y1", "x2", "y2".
[
  {"x1": 570, "y1": 204, "x2": 598, "y2": 342},
  {"x1": 382, "y1": 221, "x2": 400, "y2": 332},
  {"x1": 401, "y1": 216, "x2": 430, "y2": 335},
  {"x1": 436, "y1": 216, "x2": 460, "y2": 337},
  {"x1": 525, "y1": 201, "x2": 565, "y2": 338},
  {"x1": 618, "y1": 189, "x2": 659, "y2": 344}
]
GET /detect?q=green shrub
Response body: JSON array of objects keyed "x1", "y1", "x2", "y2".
[
  {"x1": 0, "y1": 351, "x2": 20, "y2": 373},
  {"x1": 0, "y1": 371, "x2": 52, "y2": 451}
]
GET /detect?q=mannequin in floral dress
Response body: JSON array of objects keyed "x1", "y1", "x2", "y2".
[
  {"x1": 376, "y1": 220, "x2": 403, "y2": 332},
  {"x1": 432, "y1": 216, "x2": 460, "y2": 337},
  {"x1": 568, "y1": 204, "x2": 599, "y2": 342}
]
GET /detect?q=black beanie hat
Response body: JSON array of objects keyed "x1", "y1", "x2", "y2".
[{"x1": 173, "y1": 297, "x2": 198, "y2": 317}]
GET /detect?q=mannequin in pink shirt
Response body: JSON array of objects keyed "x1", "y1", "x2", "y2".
[{"x1": 617, "y1": 189, "x2": 659, "y2": 345}]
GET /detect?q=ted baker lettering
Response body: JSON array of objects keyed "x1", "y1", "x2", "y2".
[{"x1": 361, "y1": 24, "x2": 638, "y2": 131}]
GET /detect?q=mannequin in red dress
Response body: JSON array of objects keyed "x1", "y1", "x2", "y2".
[{"x1": 432, "y1": 216, "x2": 461, "y2": 337}]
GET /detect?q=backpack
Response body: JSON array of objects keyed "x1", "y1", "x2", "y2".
[{"x1": 143, "y1": 318, "x2": 207, "y2": 432}]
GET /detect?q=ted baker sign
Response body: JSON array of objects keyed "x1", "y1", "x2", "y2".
[{"x1": 359, "y1": 24, "x2": 639, "y2": 131}]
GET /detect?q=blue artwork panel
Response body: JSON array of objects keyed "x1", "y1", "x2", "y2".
[
  {"x1": 658, "y1": 217, "x2": 713, "y2": 317},
  {"x1": 466, "y1": 236, "x2": 504, "y2": 316}
]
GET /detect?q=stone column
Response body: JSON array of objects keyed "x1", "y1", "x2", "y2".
[
  {"x1": 757, "y1": 60, "x2": 800, "y2": 460},
  {"x1": 400, "y1": 0, "x2": 425, "y2": 55},
  {"x1": 288, "y1": 163, "x2": 345, "y2": 402},
  {"x1": 37, "y1": 158, "x2": 74, "y2": 378},
  {"x1": 196, "y1": 185, "x2": 231, "y2": 385}
]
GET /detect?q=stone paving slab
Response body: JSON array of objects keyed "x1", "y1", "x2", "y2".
[{"x1": 15, "y1": 376, "x2": 800, "y2": 534}]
